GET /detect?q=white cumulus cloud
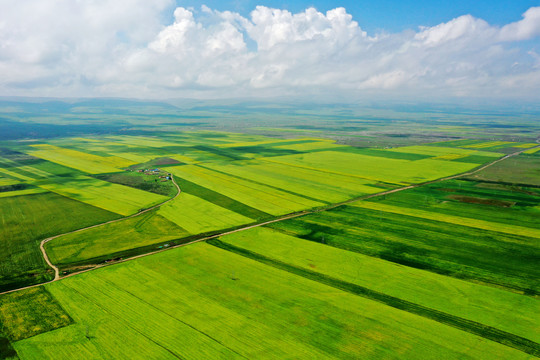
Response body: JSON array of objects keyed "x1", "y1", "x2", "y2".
[{"x1": 0, "y1": 2, "x2": 539, "y2": 100}]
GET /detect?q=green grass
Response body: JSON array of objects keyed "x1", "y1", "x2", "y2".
[
  {"x1": 209, "y1": 239, "x2": 540, "y2": 356},
  {"x1": 11, "y1": 243, "x2": 533, "y2": 359},
  {"x1": 268, "y1": 200, "x2": 540, "y2": 294},
  {"x1": 217, "y1": 227, "x2": 540, "y2": 343},
  {"x1": 0, "y1": 287, "x2": 72, "y2": 342},
  {"x1": 200, "y1": 161, "x2": 383, "y2": 204},
  {"x1": 366, "y1": 179, "x2": 540, "y2": 231},
  {"x1": 465, "y1": 154, "x2": 540, "y2": 186},
  {"x1": 158, "y1": 192, "x2": 253, "y2": 234},
  {"x1": 46, "y1": 210, "x2": 188, "y2": 266},
  {"x1": 93, "y1": 171, "x2": 177, "y2": 197},
  {"x1": 171, "y1": 175, "x2": 270, "y2": 220},
  {"x1": 35, "y1": 175, "x2": 168, "y2": 216},
  {"x1": 168, "y1": 165, "x2": 324, "y2": 215},
  {"x1": 265, "y1": 150, "x2": 492, "y2": 185},
  {"x1": 0, "y1": 192, "x2": 120, "y2": 291}
]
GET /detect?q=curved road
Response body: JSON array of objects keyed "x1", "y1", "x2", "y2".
[
  {"x1": 41, "y1": 174, "x2": 182, "y2": 280},
  {"x1": 1, "y1": 142, "x2": 539, "y2": 296}
]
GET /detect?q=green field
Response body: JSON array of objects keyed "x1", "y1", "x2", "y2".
[
  {"x1": 268, "y1": 179, "x2": 540, "y2": 294},
  {"x1": 4, "y1": 243, "x2": 533, "y2": 359},
  {"x1": 217, "y1": 227, "x2": 539, "y2": 343},
  {"x1": 36, "y1": 176, "x2": 168, "y2": 216},
  {"x1": 1, "y1": 129, "x2": 538, "y2": 359},
  {"x1": 168, "y1": 165, "x2": 324, "y2": 215},
  {"x1": 158, "y1": 192, "x2": 254, "y2": 234},
  {"x1": 46, "y1": 210, "x2": 188, "y2": 266},
  {"x1": 465, "y1": 153, "x2": 540, "y2": 186},
  {"x1": 0, "y1": 192, "x2": 120, "y2": 291},
  {"x1": 264, "y1": 149, "x2": 497, "y2": 185}
]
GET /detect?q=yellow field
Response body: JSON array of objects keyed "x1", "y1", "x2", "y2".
[
  {"x1": 203, "y1": 161, "x2": 382, "y2": 203},
  {"x1": 523, "y1": 147, "x2": 540, "y2": 154},
  {"x1": 28, "y1": 144, "x2": 136, "y2": 174},
  {"x1": 265, "y1": 151, "x2": 480, "y2": 185},
  {"x1": 158, "y1": 192, "x2": 252, "y2": 234},
  {"x1": 512, "y1": 143, "x2": 538, "y2": 148},
  {"x1": 37, "y1": 176, "x2": 168, "y2": 216},
  {"x1": 0, "y1": 168, "x2": 35, "y2": 181},
  {"x1": 352, "y1": 201, "x2": 540, "y2": 240},
  {"x1": 0, "y1": 188, "x2": 47, "y2": 198},
  {"x1": 0, "y1": 177, "x2": 20, "y2": 186},
  {"x1": 431, "y1": 153, "x2": 468, "y2": 160},
  {"x1": 168, "y1": 165, "x2": 324, "y2": 215}
]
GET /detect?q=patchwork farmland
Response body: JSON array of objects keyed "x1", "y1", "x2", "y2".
[{"x1": 0, "y1": 132, "x2": 539, "y2": 359}]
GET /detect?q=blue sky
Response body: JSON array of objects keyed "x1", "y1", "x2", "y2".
[
  {"x1": 175, "y1": 0, "x2": 540, "y2": 33},
  {"x1": 1, "y1": 1, "x2": 540, "y2": 101}
]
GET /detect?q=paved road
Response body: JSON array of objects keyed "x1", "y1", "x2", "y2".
[{"x1": 1, "y1": 142, "x2": 539, "y2": 296}]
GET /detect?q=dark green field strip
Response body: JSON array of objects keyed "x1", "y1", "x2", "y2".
[
  {"x1": 461, "y1": 178, "x2": 540, "y2": 190},
  {"x1": 267, "y1": 207, "x2": 540, "y2": 295},
  {"x1": 0, "y1": 336, "x2": 18, "y2": 360},
  {"x1": 192, "y1": 145, "x2": 247, "y2": 161},
  {"x1": 228, "y1": 145, "x2": 302, "y2": 157},
  {"x1": 93, "y1": 172, "x2": 177, "y2": 197},
  {"x1": 0, "y1": 162, "x2": 42, "y2": 180},
  {"x1": 0, "y1": 183, "x2": 33, "y2": 192},
  {"x1": 195, "y1": 164, "x2": 331, "y2": 205},
  {"x1": 452, "y1": 154, "x2": 502, "y2": 164},
  {"x1": 29, "y1": 160, "x2": 87, "y2": 178},
  {"x1": 127, "y1": 157, "x2": 183, "y2": 171},
  {"x1": 333, "y1": 147, "x2": 432, "y2": 160},
  {"x1": 369, "y1": 179, "x2": 540, "y2": 229},
  {"x1": 172, "y1": 176, "x2": 271, "y2": 220},
  {"x1": 208, "y1": 239, "x2": 540, "y2": 357},
  {"x1": 0, "y1": 192, "x2": 121, "y2": 292},
  {"x1": 0, "y1": 271, "x2": 54, "y2": 294}
]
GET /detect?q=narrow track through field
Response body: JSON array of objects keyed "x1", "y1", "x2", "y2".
[{"x1": 1, "y1": 141, "x2": 539, "y2": 296}]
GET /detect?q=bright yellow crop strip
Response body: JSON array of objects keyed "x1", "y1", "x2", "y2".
[
  {"x1": 169, "y1": 165, "x2": 323, "y2": 215},
  {"x1": 28, "y1": 144, "x2": 136, "y2": 174},
  {"x1": 0, "y1": 188, "x2": 47, "y2": 198},
  {"x1": 0, "y1": 168, "x2": 34, "y2": 181},
  {"x1": 352, "y1": 201, "x2": 540, "y2": 240},
  {"x1": 158, "y1": 192, "x2": 252, "y2": 234},
  {"x1": 37, "y1": 176, "x2": 167, "y2": 216},
  {"x1": 523, "y1": 147, "x2": 540, "y2": 154},
  {"x1": 431, "y1": 154, "x2": 468, "y2": 160},
  {"x1": 0, "y1": 177, "x2": 19, "y2": 186},
  {"x1": 512, "y1": 143, "x2": 538, "y2": 148}
]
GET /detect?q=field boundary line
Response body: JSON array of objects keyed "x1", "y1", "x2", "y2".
[
  {"x1": 208, "y1": 238, "x2": 540, "y2": 357},
  {"x1": 1, "y1": 175, "x2": 182, "y2": 295},
  {"x1": 1, "y1": 142, "x2": 539, "y2": 296}
]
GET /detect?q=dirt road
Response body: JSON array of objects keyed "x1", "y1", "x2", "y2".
[{"x1": 1, "y1": 142, "x2": 539, "y2": 296}]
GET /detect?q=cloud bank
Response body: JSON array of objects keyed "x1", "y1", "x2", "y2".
[{"x1": 1, "y1": 1, "x2": 539, "y2": 101}]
